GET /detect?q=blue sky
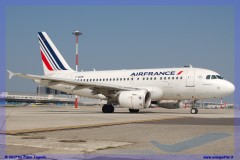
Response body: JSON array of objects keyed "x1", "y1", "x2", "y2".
[{"x1": 6, "y1": 6, "x2": 234, "y2": 102}]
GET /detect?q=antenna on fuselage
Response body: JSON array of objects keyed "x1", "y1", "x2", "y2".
[{"x1": 184, "y1": 64, "x2": 193, "y2": 68}]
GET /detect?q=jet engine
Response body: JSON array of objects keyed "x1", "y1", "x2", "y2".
[
  {"x1": 139, "y1": 86, "x2": 163, "y2": 100},
  {"x1": 118, "y1": 90, "x2": 151, "y2": 109}
]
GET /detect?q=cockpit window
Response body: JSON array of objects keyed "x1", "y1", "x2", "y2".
[
  {"x1": 216, "y1": 75, "x2": 223, "y2": 79},
  {"x1": 211, "y1": 75, "x2": 217, "y2": 79},
  {"x1": 206, "y1": 75, "x2": 223, "y2": 80}
]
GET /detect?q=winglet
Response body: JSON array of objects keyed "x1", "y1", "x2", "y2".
[{"x1": 7, "y1": 70, "x2": 15, "y2": 79}]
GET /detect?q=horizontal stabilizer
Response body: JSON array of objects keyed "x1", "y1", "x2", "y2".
[{"x1": 7, "y1": 70, "x2": 15, "y2": 79}]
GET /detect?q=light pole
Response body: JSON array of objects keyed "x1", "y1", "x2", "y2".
[
  {"x1": 72, "y1": 31, "x2": 82, "y2": 109},
  {"x1": 220, "y1": 97, "x2": 223, "y2": 109}
]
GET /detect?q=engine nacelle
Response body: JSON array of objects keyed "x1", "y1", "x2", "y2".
[
  {"x1": 152, "y1": 100, "x2": 184, "y2": 109},
  {"x1": 118, "y1": 90, "x2": 151, "y2": 109},
  {"x1": 138, "y1": 86, "x2": 163, "y2": 100}
]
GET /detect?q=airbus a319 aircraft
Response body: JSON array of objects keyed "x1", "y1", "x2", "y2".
[{"x1": 7, "y1": 32, "x2": 235, "y2": 114}]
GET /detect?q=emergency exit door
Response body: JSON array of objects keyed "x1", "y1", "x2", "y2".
[{"x1": 186, "y1": 71, "x2": 195, "y2": 87}]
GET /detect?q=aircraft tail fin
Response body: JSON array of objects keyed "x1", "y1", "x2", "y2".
[{"x1": 38, "y1": 32, "x2": 73, "y2": 75}]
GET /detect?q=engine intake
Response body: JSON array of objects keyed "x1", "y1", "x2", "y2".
[{"x1": 118, "y1": 90, "x2": 151, "y2": 109}]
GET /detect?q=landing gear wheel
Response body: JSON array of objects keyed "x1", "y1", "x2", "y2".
[
  {"x1": 190, "y1": 108, "x2": 198, "y2": 114},
  {"x1": 102, "y1": 104, "x2": 114, "y2": 113},
  {"x1": 129, "y1": 109, "x2": 140, "y2": 113}
]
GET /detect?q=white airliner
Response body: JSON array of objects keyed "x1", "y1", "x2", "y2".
[{"x1": 7, "y1": 32, "x2": 235, "y2": 114}]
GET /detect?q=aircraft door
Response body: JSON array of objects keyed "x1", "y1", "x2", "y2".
[{"x1": 186, "y1": 71, "x2": 195, "y2": 87}]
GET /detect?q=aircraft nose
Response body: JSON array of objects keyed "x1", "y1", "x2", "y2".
[{"x1": 224, "y1": 81, "x2": 235, "y2": 95}]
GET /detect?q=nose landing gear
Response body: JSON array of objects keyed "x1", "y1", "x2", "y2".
[
  {"x1": 190, "y1": 100, "x2": 198, "y2": 114},
  {"x1": 190, "y1": 108, "x2": 198, "y2": 114}
]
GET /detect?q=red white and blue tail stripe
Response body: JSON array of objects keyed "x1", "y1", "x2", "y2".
[{"x1": 38, "y1": 32, "x2": 73, "y2": 75}]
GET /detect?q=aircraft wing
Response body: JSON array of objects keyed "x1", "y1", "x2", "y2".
[{"x1": 7, "y1": 70, "x2": 140, "y2": 97}]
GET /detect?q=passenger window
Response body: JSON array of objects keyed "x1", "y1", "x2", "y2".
[
  {"x1": 137, "y1": 78, "x2": 139, "y2": 80},
  {"x1": 160, "y1": 77, "x2": 162, "y2": 80},
  {"x1": 117, "y1": 78, "x2": 119, "y2": 81},
  {"x1": 172, "y1": 77, "x2": 174, "y2": 80},
  {"x1": 180, "y1": 77, "x2": 182, "y2": 79},
  {"x1": 168, "y1": 77, "x2": 170, "y2": 80},
  {"x1": 206, "y1": 75, "x2": 211, "y2": 79},
  {"x1": 164, "y1": 77, "x2": 166, "y2": 80},
  {"x1": 146, "y1": 78, "x2": 149, "y2": 80},
  {"x1": 127, "y1": 78, "x2": 129, "y2": 81},
  {"x1": 176, "y1": 77, "x2": 178, "y2": 80},
  {"x1": 150, "y1": 77, "x2": 152, "y2": 80},
  {"x1": 113, "y1": 78, "x2": 115, "y2": 81},
  {"x1": 143, "y1": 78, "x2": 145, "y2": 80},
  {"x1": 131, "y1": 78, "x2": 133, "y2": 80},
  {"x1": 120, "y1": 78, "x2": 122, "y2": 81},
  {"x1": 154, "y1": 77, "x2": 156, "y2": 80}
]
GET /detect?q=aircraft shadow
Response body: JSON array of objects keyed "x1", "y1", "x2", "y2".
[{"x1": 139, "y1": 117, "x2": 237, "y2": 126}]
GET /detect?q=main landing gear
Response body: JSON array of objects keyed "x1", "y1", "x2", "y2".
[
  {"x1": 190, "y1": 100, "x2": 198, "y2": 114},
  {"x1": 129, "y1": 109, "x2": 139, "y2": 113},
  {"x1": 102, "y1": 104, "x2": 114, "y2": 113},
  {"x1": 102, "y1": 105, "x2": 140, "y2": 113}
]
